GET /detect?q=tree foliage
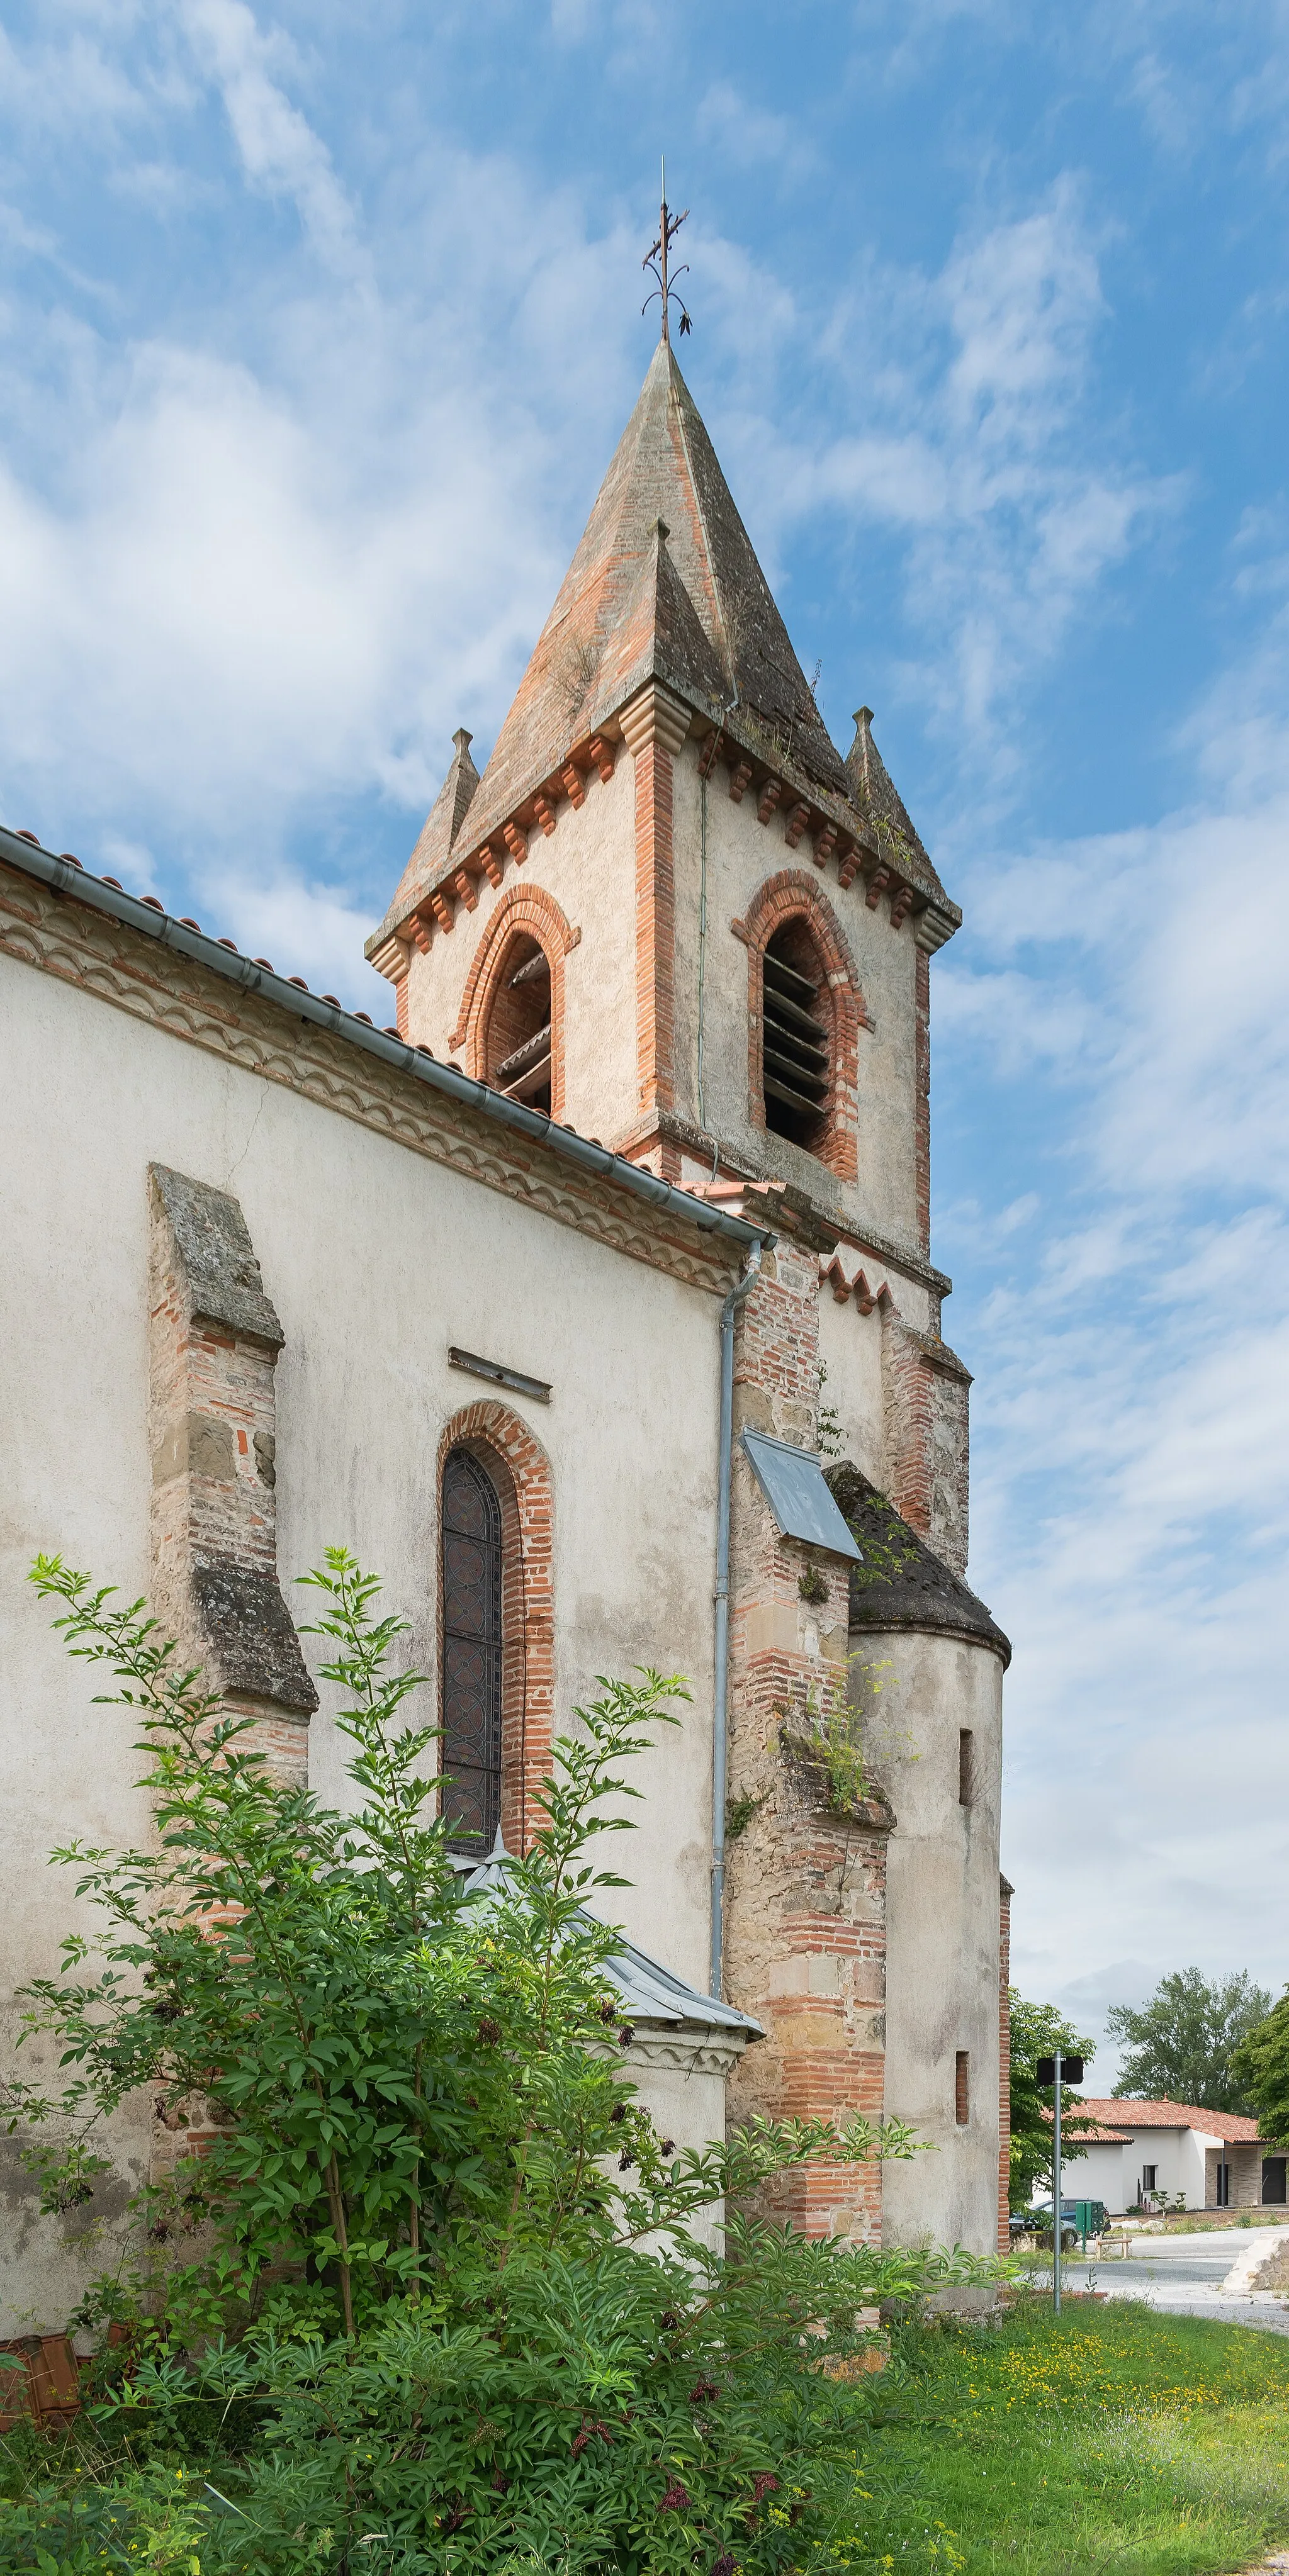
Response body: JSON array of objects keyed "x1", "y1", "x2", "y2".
[
  {"x1": 1229, "y1": 1988, "x2": 1289, "y2": 2151},
  {"x1": 1108, "y1": 1968, "x2": 1272, "y2": 2116},
  {"x1": 0, "y1": 1550, "x2": 996, "y2": 2576},
  {"x1": 1008, "y1": 1993, "x2": 1096, "y2": 2212}
]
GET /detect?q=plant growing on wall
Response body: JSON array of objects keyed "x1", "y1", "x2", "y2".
[{"x1": 1, "y1": 1552, "x2": 993, "y2": 2575}]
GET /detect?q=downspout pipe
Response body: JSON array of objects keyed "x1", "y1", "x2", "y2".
[{"x1": 709, "y1": 1238, "x2": 765, "y2": 1999}]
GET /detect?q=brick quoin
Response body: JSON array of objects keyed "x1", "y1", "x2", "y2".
[
  {"x1": 723, "y1": 1245, "x2": 888, "y2": 2244},
  {"x1": 436, "y1": 1400, "x2": 554, "y2": 1854},
  {"x1": 913, "y1": 938, "x2": 931, "y2": 1258},
  {"x1": 633, "y1": 736, "x2": 677, "y2": 1120},
  {"x1": 733, "y1": 870, "x2": 866, "y2": 1185},
  {"x1": 449, "y1": 882, "x2": 580, "y2": 1124}
]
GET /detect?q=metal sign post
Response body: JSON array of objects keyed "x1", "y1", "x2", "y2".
[
  {"x1": 1037, "y1": 2051, "x2": 1084, "y2": 2319},
  {"x1": 1054, "y1": 2047, "x2": 1062, "y2": 2315}
]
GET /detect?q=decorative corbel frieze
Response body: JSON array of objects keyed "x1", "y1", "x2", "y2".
[
  {"x1": 430, "y1": 890, "x2": 455, "y2": 932},
  {"x1": 561, "y1": 764, "x2": 587, "y2": 809},
  {"x1": 728, "y1": 758, "x2": 753, "y2": 804},
  {"x1": 533, "y1": 792, "x2": 558, "y2": 837},
  {"x1": 481, "y1": 847, "x2": 505, "y2": 890},
  {"x1": 698, "y1": 727, "x2": 724, "y2": 780},
  {"x1": 503, "y1": 820, "x2": 529, "y2": 866},
  {"x1": 757, "y1": 776, "x2": 784, "y2": 825},
  {"x1": 587, "y1": 734, "x2": 617, "y2": 784},
  {"x1": 783, "y1": 802, "x2": 811, "y2": 849},
  {"x1": 864, "y1": 866, "x2": 891, "y2": 912},
  {"x1": 813, "y1": 822, "x2": 838, "y2": 870},
  {"x1": 453, "y1": 870, "x2": 479, "y2": 912}
]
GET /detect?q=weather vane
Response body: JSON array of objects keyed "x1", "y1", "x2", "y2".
[{"x1": 642, "y1": 157, "x2": 692, "y2": 345}]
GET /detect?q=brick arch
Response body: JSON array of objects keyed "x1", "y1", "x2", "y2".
[
  {"x1": 449, "y1": 885, "x2": 580, "y2": 1120},
  {"x1": 436, "y1": 1400, "x2": 554, "y2": 1856},
  {"x1": 735, "y1": 870, "x2": 865, "y2": 1181}
]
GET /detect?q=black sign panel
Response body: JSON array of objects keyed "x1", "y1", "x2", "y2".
[{"x1": 1037, "y1": 2054, "x2": 1085, "y2": 2086}]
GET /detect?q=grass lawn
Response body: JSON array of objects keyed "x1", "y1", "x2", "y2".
[{"x1": 845, "y1": 2293, "x2": 1289, "y2": 2575}]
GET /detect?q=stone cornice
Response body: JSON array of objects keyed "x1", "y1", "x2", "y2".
[{"x1": 0, "y1": 845, "x2": 772, "y2": 1299}]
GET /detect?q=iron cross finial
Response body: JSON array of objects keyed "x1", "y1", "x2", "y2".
[{"x1": 642, "y1": 157, "x2": 691, "y2": 346}]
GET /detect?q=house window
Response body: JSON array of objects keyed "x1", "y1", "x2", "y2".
[
  {"x1": 484, "y1": 934, "x2": 553, "y2": 1111},
  {"x1": 1141, "y1": 2163, "x2": 1157, "y2": 2195},
  {"x1": 440, "y1": 1447, "x2": 504, "y2": 1851},
  {"x1": 1263, "y1": 2158, "x2": 1287, "y2": 2205},
  {"x1": 762, "y1": 920, "x2": 830, "y2": 1150},
  {"x1": 955, "y1": 2051, "x2": 970, "y2": 2125},
  {"x1": 959, "y1": 1728, "x2": 974, "y2": 1806}
]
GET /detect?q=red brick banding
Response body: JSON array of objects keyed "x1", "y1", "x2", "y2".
[
  {"x1": 633, "y1": 736, "x2": 677, "y2": 1118},
  {"x1": 915, "y1": 942, "x2": 930, "y2": 1257},
  {"x1": 435, "y1": 1401, "x2": 554, "y2": 1855},
  {"x1": 735, "y1": 871, "x2": 865, "y2": 1182}
]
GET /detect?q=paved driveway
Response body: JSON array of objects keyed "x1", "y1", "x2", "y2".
[{"x1": 1030, "y1": 2227, "x2": 1289, "y2": 2337}]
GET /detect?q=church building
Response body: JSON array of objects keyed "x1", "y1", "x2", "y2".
[{"x1": 0, "y1": 340, "x2": 1011, "y2": 2337}]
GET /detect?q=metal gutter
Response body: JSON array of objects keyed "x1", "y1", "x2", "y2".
[{"x1": 0, "y1": 826, "x2": 776, "y2": 1262}]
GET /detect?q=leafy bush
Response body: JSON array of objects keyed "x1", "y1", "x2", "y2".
[{"x1": 0, "y1": 1550, "x2": 997, "y2": 2575}]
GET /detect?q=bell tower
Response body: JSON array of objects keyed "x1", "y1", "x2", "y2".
[{"x1": 366, "y1": 343, "x2": 1011, "y2": 2258}]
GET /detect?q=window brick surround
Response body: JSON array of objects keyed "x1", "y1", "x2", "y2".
[
  {"x1": 449, "y1": 883, "x2": 581, "y2": 1122},
  {"x1": 733, "y1": 871, "x2": 867, "y2": 1184},
  {"x1": 435, "y1": 1400, "x2": 554, "y2": 1856}
]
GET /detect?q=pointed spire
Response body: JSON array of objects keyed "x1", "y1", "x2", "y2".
[
  {"x1": 370, "y1": 728, "x2": 480, "y2": 947},
  {"x1": 454, "y1": 344, "x2": 852, "y2": 866},
  {"x1": 845, "y1": 706, "x2": 933, "y2": 875}
]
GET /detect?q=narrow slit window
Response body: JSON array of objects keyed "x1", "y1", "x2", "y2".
[
  {"x1": 959, "y1": 1728, "x2": 974, "y2": 1806},
  {"x1": 486, "y1": 935, "x2": 552, "y2": 1112},
  {"x1": 955, "y1": 2050, "x2": 970, "y2": 2126},
  {"x1": 762, "y1": 922, "x2": 830, "y2": 1150},
  {"x1": 440, "y1": 1447, "x2": 503, "y2": 1852}
]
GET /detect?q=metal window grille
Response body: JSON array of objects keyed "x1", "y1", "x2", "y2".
[{"x1": 955, "y1": 2050, "x2": 970, "y2": 2125}]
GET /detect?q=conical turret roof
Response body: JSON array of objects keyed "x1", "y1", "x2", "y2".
[
  {"x1": 845, "y1": 707, "x2": 932, "y2": 875},
  {"x1": 378, "y1": 727, "x2": 480, "y2": 938}
]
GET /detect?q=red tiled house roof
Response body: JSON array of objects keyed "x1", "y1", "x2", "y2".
[{"x1": 1078, "y1": 2098, "x2": 1264, "y2": 2141}]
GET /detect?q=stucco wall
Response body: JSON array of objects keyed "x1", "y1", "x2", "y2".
[
  {"x1": 402, "y1": 755, "x2": 640, "y2": 1141},
  {"x1": 0, "y1": 944, "x2": 730, "y2": 2333},
  {"x1": 669, "y1": 747, "x2": 923, "y2": 1248},
  {"x1": 859, "y1": 1628, "x2": 1005, "y2": 2254}
]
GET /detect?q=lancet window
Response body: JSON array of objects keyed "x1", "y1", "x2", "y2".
[
  {"x1": 761, "y1": 920, "x2": 831, "y2": 1150},
  {"x1": 483, "y1": 934, "x2": 553, "y2": 1114},
  {"x1": 439, "y1": 1446, "x2": 504, "y2": 1852}
]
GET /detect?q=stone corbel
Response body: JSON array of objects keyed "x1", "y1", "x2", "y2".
[{"x1": 617, "y1": 682, "x2": 690, "y2": 759}]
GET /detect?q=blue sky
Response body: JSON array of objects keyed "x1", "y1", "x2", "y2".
[{"x1": 3, "y1": 0, "x2": 1287, "y2": 2078}]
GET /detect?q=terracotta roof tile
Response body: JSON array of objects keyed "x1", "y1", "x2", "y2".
[{"x1": 1078, "y1": 2098, "x2": 1264, "y2": 2141}]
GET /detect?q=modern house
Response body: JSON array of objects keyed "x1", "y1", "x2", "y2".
[{"x1": 1064, "y1": 2100, "x2": 1286, "y2": 2214}]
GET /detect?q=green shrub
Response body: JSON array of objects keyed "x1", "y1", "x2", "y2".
[{"x1": 0, "y1": 1550, "x2": 994, "y2": 2575}]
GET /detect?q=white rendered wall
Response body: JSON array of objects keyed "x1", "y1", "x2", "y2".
[
  {"x1": 860, "y1": 1628, "x2": 1005, "y2": 2255},
  {"x1": 0, "y1": 948, "x2": 728, "y2": 2332}
]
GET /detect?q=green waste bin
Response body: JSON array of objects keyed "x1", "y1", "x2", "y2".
[{"x1": 1061, "y1": 2198, "x2": 1106, "y2": 2248}]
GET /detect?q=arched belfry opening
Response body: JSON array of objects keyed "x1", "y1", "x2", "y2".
[
  {"x1": 483, "y1": 934, "x2": 553, "y2": 1112},
  {"x1": 762, "y1": 919, "x2": 831, "y2": 1150}
]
